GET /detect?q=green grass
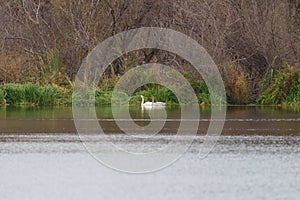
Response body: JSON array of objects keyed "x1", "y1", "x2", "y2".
[
  {"x1": 2, "y1": 84, "x2": 25, "y2": 104},
  {"x1": 3, "y1": 72, "x2": 299, "y2": 107},
  {"x1": 131, "y1": 86, "x2": 178, "y2": 105},
  {"x1": 0, "y1": 79, "x2": 210, "y2": 105},
  {"x1": 191, "y1": 80, "x2": 210, "y2": 103},
  {"x1": 95, "y1": 90, "x2": 113, "y2": 105},
  {"x1": 126, "y1": 81, "x2": 210, "y2": 105},
  {"x1": 71, "y1": 80, "x2": 212, "y2": 106},
  {"x1": 0, "y1": 83, "x2": 62, "y2": 105}
]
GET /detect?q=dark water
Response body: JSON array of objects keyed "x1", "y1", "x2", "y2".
[
  {"x1": 0, "y1": 106, "x2": 299, "y2": 135},
  {"x1": 0, "y1": 106, "x2": 299, "y2": 200}
]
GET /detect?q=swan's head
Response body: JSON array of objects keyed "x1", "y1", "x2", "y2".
[{"x1": 140, "y1": 95, "x2": 144, "y2": 98}]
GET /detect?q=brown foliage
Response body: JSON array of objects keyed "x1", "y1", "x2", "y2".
[{"x1": 0, "y1": 0, "x2": 299, "y2": 103}]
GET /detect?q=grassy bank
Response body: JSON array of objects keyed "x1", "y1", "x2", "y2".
[
  {"x1": 0, "y1": 80, "x2": 210, "y2": 106},
  {"x1": 1, "y1": 66, "x2": 300, "y2": 107},
  {"x1": 73, "y1": 81, "x2": 211, "y2": 106},
  {"x1": 0, "y1": 83, "x2": 68, "y2": 106}
]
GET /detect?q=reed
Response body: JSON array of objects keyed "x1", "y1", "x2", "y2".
[
  {"x1": 104, "y1": 81, "x2": 212, "y2": 105},
  {"x1": 0, "y1": 80, "x2": 211, "y2": 106},
  {"x1": 191, "y1": 80, "x2": 210, "y2": 104},
  {"x1": 95, "y1": 90, "x2": 113, "y2": 105},
  {"x1": 1, "y1": 83, "x2": 61, "y2": 105},
  {"x1": 2, "y1": 84, "x2": 25, "y2": 104}
]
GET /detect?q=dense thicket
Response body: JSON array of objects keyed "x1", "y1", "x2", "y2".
[{"x1": 0, "y1": 0, "x2": 299, "y2": 104}]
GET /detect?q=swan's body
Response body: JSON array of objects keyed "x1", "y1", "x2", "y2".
[
  {"x1": 151, "y1": 96, "x2": 166, "y2": 107},
  {"x1": 140, "y1": 95, "x2": 166, "y2": 109}
]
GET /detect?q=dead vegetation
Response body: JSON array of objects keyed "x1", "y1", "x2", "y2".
[{"x1": 0, "y1": 0, "x2": 299, "y2": 104}]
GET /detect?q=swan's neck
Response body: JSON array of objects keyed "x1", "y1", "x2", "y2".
[{"x1": 141, "y1": 97, "x2": 144, "y2": 106}]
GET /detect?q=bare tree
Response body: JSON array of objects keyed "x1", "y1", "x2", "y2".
[{"x1": 0, "y1": 0, "x2": 299, "y2": 102}]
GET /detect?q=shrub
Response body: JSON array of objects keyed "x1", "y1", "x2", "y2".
[
  {"x1": 0, "y1": 88, "x2": 5, "y2": 105},
  {"x1": 221, "y1": 63, "x2": 249, "y2": 104},
  {"x1": 257, "y1": 66, "x2": 300, "y2": 105}
]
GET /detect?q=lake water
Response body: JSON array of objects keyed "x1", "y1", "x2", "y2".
[{"x1": 0, "y1": 106, "x2": 299, "y2": 199}]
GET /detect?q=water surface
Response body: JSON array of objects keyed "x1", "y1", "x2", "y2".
[
  {"x1": 0, "y1": 106, "x2": 299, "y2": 200},
  {"x1": 1, "y1": 106, "x2": 299, "y2": 135}
]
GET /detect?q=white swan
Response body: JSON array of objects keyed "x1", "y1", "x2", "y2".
[
  {"x1": 141, "y1": 95, "x2": 166, "y2": 109},
  {"x1": 141, "y1": 95, "x2": 153, "y2": 108}
]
